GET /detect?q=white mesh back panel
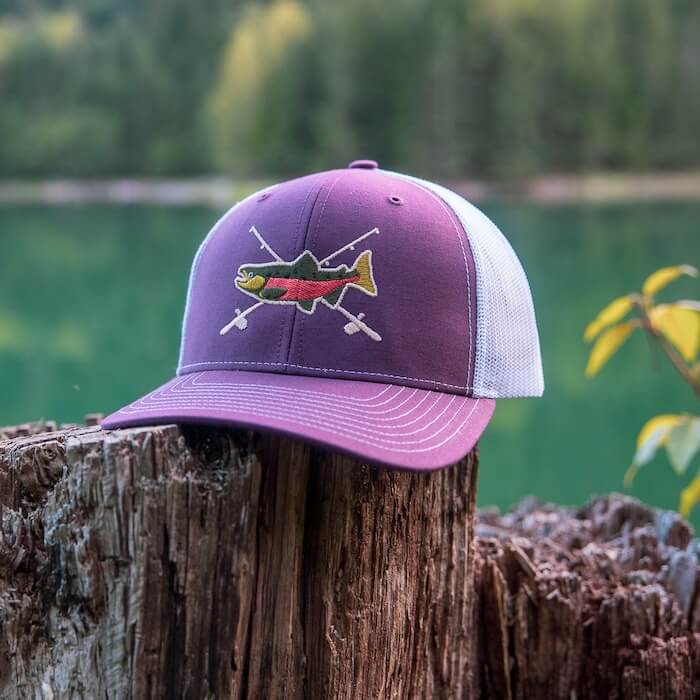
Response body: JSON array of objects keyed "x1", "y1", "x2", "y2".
[{"x1": 385, "y1": 171, "x2": 544, "y2": 399}]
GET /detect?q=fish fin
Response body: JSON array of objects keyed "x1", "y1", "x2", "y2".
[
  {"x1": 297, "y1": 300, "x2": 315, "y2": 314},
  {"x1": 260, "y1": 287, "x2": 286, "y2": 300},
  {"x1": 324, "y1": 287, "x2": 344, "y2": 307},
  {"x1": 351, "y1": 251, "x2": 377, "y2": 296},
  {"x1": 294, "y1": 251, "x2": 318, "y2": 277}
]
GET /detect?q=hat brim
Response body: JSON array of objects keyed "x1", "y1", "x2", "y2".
[{"x1": 101, "y1": 371, "x2": 495, "y2": 472}]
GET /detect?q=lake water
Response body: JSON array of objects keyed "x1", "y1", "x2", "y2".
[{"x1": 1, "y1": 201, "x2": 699, "y2": 522}]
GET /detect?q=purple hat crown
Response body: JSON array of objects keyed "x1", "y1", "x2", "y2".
[
  {"x1": 103, "y1": 161, "x2": 543, "y2": 471},
  {"x1": 178, "y1": 165, "x2": 542, "y2": 398}
]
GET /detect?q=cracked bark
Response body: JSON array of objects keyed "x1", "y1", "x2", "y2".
[
  {"x1": 0, "y1": 422, "x2": 477, "y2": 699},
  {"x1": 3, "y1": 420, "x2": 699, "y2": 699},
  {"x1": 474, "y1": 496, "x2": 700, "y2": 699}
]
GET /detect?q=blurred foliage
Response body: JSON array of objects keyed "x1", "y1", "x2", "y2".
[
  {"x1": 0, "y1": 0, "x2": 234, "y2": 176},
  {"x1": 584, "y1": 265, "x2": 700, "y2": 515},
  {"x1": 1, "y1": 0, "x2": 700, "y2": 178},
  {"x1": 209, "y1": 0, "x2": 312, "y2": 175}
]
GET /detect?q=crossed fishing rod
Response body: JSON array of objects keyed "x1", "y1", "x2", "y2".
[{"x1": 219, "y1": 225, "x2": 382, "y2": 342}]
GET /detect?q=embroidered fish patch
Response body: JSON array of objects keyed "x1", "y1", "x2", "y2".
[
  {"x1": 220, "y1": 225, "x2": 382, "y2": 342},
  {"x1": 236, "y1": 249, "x2": 377, "y2": 314}
]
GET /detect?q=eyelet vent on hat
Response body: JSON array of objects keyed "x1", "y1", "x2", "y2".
[{"x1": 383, "y1": 170, "x2": 544, "y2": 399}]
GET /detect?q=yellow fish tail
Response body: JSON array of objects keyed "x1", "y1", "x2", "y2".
[{"x1": 352, "y1": 251, "x2": 377, "y2": 296}]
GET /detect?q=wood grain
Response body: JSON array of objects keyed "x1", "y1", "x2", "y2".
[
  {"x1": 3, "y1": 420, "x2": 698, "y2": 698},
  {"x1": 0, "y1": 423, "x2": 477, "y2": 699}
]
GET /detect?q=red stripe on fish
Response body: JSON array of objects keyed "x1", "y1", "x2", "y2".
[{"x1": 266, "y1": 275, "x2": 359, "y2": 301}]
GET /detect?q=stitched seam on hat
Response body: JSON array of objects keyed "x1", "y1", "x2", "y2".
[
  {"x1": 113, "y1": 400, "x2": 477, "y2": 450},
  {"x1": 177, "y1": 200, "x2": 241, "y2": 372},
  {"x1": 121, "y1": 375, "x2": 454, "y2": 432},
  {"x1": 177, "y1": 360, "x2": 473, "y2": 391},
  {"x1": 177, "y1": 186, "x2": 277, "y2": 374},
  {"x1": 179, "y1": 374, "x2": 437, "y2": 421},
  {"x1": 191, "y1": 372, "x2": 398, "y2": 403},
  {"x1": 124, "y1": 374, "x2": 472, "y2": 437},
  {"x1": 280, "y1": 176, "x2": 333, "y2": 371},
  {"x1": 189, "y1": 372, "x2": 410, "y2": 409},
  {"x1": 141, "y1": 374, "x2": 399, "y2": 408},
  {"x1": 276, "y1": 179, "x2": 320, "y2": 369},
  {"x1": 293, "y1": 170, "x2": 346, "y2": 370},
  {"x1": 401, "y1": 175, "x2": 479, "y2": 391},
  {"x1": 384, "y1": 172, "x2": 473, "y2": 390},
  {"x1": 122, "y1": 389, "x2": 457, "y2": 437},
  {"x1": 115, "y1": 379, "x2": 483, "y2": 452}
]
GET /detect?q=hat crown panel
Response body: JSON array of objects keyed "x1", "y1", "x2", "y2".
[
  {"x1": 387, "y1": 172, "x2": 544, "y2": 399},
  {"x1": 178, "y1": 168, "x2": 476, "y2": 395}
]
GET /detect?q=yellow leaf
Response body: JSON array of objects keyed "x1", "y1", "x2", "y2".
[
  {"x1": 667, "y1": 417, "x2": 700, "y2": 476},
  {"x1": 636, "y1": 414, "x2": 684, "y2": 449},
  {"x1": 585, "y1": 321, "x2": 636, "y2": 377},
  {"x1": 649, "y1": 304, "x2": 700, "y2": 362},
  {"x1": 623, "y1": 464, "x2": 639, "y2": 489},
  {"x1": 583, "y1": 295, "x2": 633, "y2": 342},
  {"x1": 625, "y1": 414, "x2": 685, "y2": 486},
  {"x1": 642, "y1": 265, "x2": 698, "y2": 298},
  {"x1": 675, "y1": 300, "x2": 700, "y2": 312},
  {"x1": 680, "y1": 472, "x2": 700, "y2": 517}
]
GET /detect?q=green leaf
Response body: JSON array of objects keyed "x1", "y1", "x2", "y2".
[{"x1": 666, "y1": 417, "x2": 700, "y2": 476}]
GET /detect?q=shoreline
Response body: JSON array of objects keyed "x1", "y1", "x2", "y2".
[{"x1": 2, "y1": 172, "x2": 700, "y2": 206}]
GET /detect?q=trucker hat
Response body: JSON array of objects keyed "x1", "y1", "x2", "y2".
[{"x1": 102, "y1": 160, "x2": 543, "y2": 470}]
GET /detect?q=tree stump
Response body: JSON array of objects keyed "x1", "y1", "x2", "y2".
[
  {"x1": 0, "y1": 422, "x2": 478, "y2": 699},
  {"x1": 474, "y1": 495, "x2": 700, "y2": 699},
  {"x1": 3, "y1": 420, "x2": 699, "y2": 699}
]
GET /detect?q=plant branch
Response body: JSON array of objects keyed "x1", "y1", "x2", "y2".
[{"x1": 631, "y1": 296, "x2": 700, "y2": 400}]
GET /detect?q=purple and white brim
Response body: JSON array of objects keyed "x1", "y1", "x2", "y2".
[{"x1": 101, "y1": 371, "x2": 495, "y2": 471}]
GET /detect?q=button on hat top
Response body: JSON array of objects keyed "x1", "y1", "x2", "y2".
[
  {"x1": 348, "y1": 159, "x2": 379, "y2": 170},
  {"x1": 102, "y1": 161, "x2": 543, "y2": 472}
]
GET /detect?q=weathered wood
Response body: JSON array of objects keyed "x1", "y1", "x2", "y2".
[
  {"x1": 0, "y1": 423, "x2": 478, "y2": 698},
  {"x1": 1, "y1": 424, "x2": 262, "y2": 698},
  {"x1": 474, "y1": 495, "x2": 700, "y2": 699},
  {"x1": 4, "y1": 419, "x2": 700, "y2": 699},
  {"x1": 0, "y1": 420, "x2": 58, "y2": 441}
]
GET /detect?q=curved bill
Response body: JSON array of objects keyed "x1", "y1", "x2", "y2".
[{"x1": 101, "y1": 370, "x2": 495, "y2": 471}]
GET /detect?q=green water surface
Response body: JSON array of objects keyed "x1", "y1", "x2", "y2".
[{"x1": 1, "y1": 202, "x2": 698, "y2": 520}]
